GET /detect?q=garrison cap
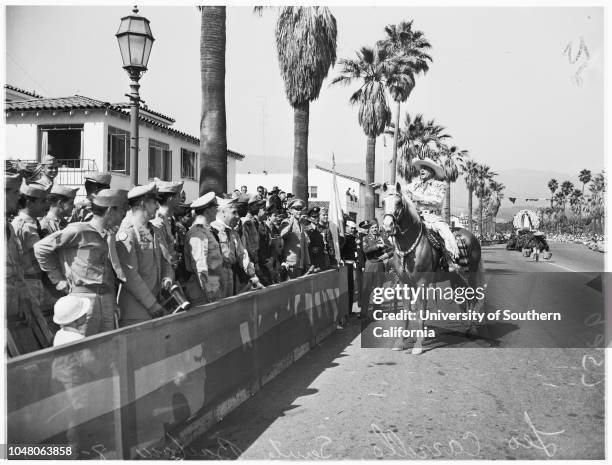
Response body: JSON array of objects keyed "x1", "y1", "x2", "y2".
[
  {"x1": 5, "y1": 173, "x2": 22, "y2": 190},
  {"x1": 217, "y1": 196, "x2": 237, "y2": 209},
  {"x1": 154, "y1": 178, "x2": 184, "y2": 194},
  {"x1": 248, "y1": 194, "x2": 265, "y2": 206},
  {"x1": 51, "y1": 184, "x2": 79, "y2": 199},
  {"x1": 20, "y1": 181, "x2": 49, "y2": 199},
  {"x1": 287, "y1": 198, "x2": 305, "y2": 210},
  {"x1": 191, "y1": 191, "x2": 218, "y2": 210},
  {"x1": 358, "y1": 220, "x2": 371, "y2": 230},
  {"x1": 346, "y1": 220, "x2": 357, "y2": 229},
  {"x1": 308, "y1": 206, "x2": 320, "y2": 217},
  {"x1": 85, "y1": 172, "x2": 112, "y2": 185},
  {"x1": 42, "y1": 155, "x2": 58, "y2": 166},
  {"x1": 92, "y1": 189, "x2": 128, "y2": 208},
  {"x1": 128, "y1": 182, "x2": 158, "y2": 201}
]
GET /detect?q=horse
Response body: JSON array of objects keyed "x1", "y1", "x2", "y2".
[{"x1": 381, "y1": 182, "x2": 486, "y2": 354}]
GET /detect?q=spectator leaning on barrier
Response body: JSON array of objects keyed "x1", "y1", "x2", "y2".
[
  {"x1": 40, "y1": 184, "x2": 78, "y2": 238},
  {"x1": 116, "y1": 182, "x2": 173, "y2": 327},
  {"x1": 70, "y1": 172, "x2": 112, "y2": 223},
  {"x1": 12, "y1": 181, "x2": 51, "y2": 312},
  {"x1": 35, "y1": 189, "x2": 128, "y2": 336},
  {"x1": 184, "y1": 192, "x2": 224, "y2": 304}
]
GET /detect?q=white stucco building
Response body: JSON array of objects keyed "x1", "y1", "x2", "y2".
[
  {"x1": 4, "y1": 84, "x2": 244, "y2": 202},
  {"x1": 236, "y1": 165, "x2": 384, "y2": 224}
]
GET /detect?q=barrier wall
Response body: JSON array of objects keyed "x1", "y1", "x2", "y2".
[{"x1": 6, "y1": 268, "x2": 348, "y2": 459}]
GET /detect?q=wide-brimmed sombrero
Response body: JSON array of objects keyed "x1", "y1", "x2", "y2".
[{"x1": 413, "y1": 158, "x2": 445, "y2": 180}]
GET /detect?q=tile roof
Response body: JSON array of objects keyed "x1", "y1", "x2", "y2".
[
  {"x1": 5, "y1": 95, "x2": 245, "y2": 160},
  {"x1": 4, "y1": 84, "x2": 43, "y2": 99},
  {"x1": 110, "y1": 102, "x2": 175, "y2": 123}
]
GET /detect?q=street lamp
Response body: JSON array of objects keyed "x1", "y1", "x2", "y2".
[{"x1": 116, "y1": 5, "x2": 155, "y2": 186}]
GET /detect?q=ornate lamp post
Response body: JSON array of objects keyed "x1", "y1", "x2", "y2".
[{"x1": 116, "y1": 6, "x2": 155, "y2": 186}]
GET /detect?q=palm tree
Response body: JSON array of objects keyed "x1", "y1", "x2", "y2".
[
  {"x1": 396, "y1": 113, "x2": 450, "y2": 182},
  {"x1": 588, "y1": 171, "x2": 605, "y2": 233},
  {"x1": 440, "y1": 145, "x2": 469, "y2": 224},
  {"x1": 547, "y1": 179, "x2": 558, "y2": 209},
  {"x1": 579, "y1": 169, "x2": 592, "y2": 194},
  {"x1": 487, "y1": 179, "x2": 505, "y2": 234},
  {"x1": 560, "y1": 180, "x2": 574, "y2": 219},
  {"x1": 474, "y1": 164, "x2": 496, "y2": 235},
  {"x1": 266, "y1": 7, "x2": 337, "y2": 203},
  {"x1": 377, "y1": 21, "x2": 432, "y2": 184},
  {"x1": 199, "y1": 6, "x2": 227, "y2": 195},
  {"x1": 569, "y1": 189, "x2": 583, "y2": 222},
  {"x1": 332, "y1": 46, "x2": 393, "y2": 218},
  {"x1": 463, "y1": 159, "x2": 480, "y2": 232}
]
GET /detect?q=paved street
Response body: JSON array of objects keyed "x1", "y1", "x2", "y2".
[{"x1": 187, "y1": 243, "x2": 606, "y2": 460}]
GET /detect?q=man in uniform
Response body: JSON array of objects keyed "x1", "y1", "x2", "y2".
[
  {"x1": 173, "y1": 201, "x2": 192, "y2": 284},
  {"x1": 404, "y1": 158, "x2": 461, "y2": 271},
  {"x1": 355, "y1": 220, "x2": 369, "y2": 310},
  {"x1": 242, "y1": 194, "x2": 266, "y2": 276},
  {"x1": 306, "y1": 206, "x2": 326, "y2": 271},
  {"x1": 318, "y1": 208, "x2": 336, "y2": 267},
  {"x1": 280, "y1": 198, "x2": 311, "y2": 279},
  {"x1": 35, "y1": 189, "x2": 128, "y2": 336},
  {"x1": 151, "y1": 179, "x2": 184, "y2": 279},
  {"x1": 40, "y1": 185, "x2": 78, "y2": 237},
  {"x1": 340, "y1": 220, "x2": 359, "y2": 315},
  {"x1": 184, "y1": 192, "x2": 223, "y2": 304},
  {"x1": 70, "y1": 172, "x2": 112, "y2": 223},
  {"x1": 12, "y1": 181, "x2": 51, "y2": 313},
  {"x1": 211, "y1": 197, "x2": 260, "y2": 297},
  {"x1": 116, "y1": 183, "x2": 173, "y2": 327},
  {"x1": 33, "y1": 155, "x2": 59, "y2": 189}
]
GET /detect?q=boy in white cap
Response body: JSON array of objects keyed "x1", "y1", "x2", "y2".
[{"x1": 52, "y1": 295, "x2": 91, "y2": 346}]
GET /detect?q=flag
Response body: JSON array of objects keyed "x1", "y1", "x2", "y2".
[{"x1": 329, "y1": 153, "x2": 345, "y2": 262}]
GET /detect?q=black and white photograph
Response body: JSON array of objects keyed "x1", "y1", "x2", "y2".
[{"x1": 2, "y1": 2, "x2": 608, "y2": 460}]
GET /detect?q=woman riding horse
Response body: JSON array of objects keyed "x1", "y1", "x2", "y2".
[{"x1": 381, "y1": 174, "x2": 484, "y2": 354}]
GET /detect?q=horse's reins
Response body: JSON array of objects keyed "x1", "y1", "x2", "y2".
[{"x1": 384, "y1": 193, "x2": 424, "y2": 270}]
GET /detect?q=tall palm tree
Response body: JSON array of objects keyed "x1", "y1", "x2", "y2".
[
  {"x1": 579, "y1": 169, "x2": 592, "y2": 194},
  {"x1": 474, "y1": 164, "x2": 496, "y2": 235},
  {"x1": 547, "y1": 179, "x2": 558, "y2": 209},
  {"x1": 487, "y1": 179, "x2": 505, "y2": 234},
  {"x1": 569, "y1": 189, "x2": 583, "y2": 222},
  {"x1": 377, "y1": 21, "x2": 432, "y2": 184},
  {"x1": 332, "y1": 46, "x2": 393, "y2": 218},
  {"x1": 266, "y1": 7, "x2": 338, "y2": 203},
  {"x1": 463, "y1": 159, "x2": 480, "y2": 232},
  {"x1": 199, "y1": 6, "x2": 227, "y2": 195},
  {"x1": 588, "y1": 172, "x2": 605, "y2": 233},
  {"x1": 440, "y1": 145, "x2": 469, "y2": 224},
  {"x1": 396, "y1": 113, "x2": 450, "y2": 182},
  {"x1": 560, "y1": 180, "x2": 574, "y2": 219}
]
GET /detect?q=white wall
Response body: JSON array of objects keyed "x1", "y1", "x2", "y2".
[{"x1": 5, "y1": 123, "x2": 38, "y2": 159}]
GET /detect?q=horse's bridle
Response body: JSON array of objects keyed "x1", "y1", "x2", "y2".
[{"x1": 384, "y1": 193, "x2": 424, "y2": 259}]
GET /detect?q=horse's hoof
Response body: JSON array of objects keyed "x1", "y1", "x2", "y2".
[{"x1": 411, "y1": 347, "x2": 423, "y2": 355}]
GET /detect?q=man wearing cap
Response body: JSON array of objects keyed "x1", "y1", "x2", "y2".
[
  {"x1": 360, "y1": 219, "x2": 394, "y2": 316},
  {"x1": 184, "y1": 192, "x2": 224, "y2": 304},
  {"x1": 355, "y1": 220, "x2": 370, "y2": 310},
  {"x1": 116, "y1": 182, "x2": 173, "y2": 326},
  {"x1": 70, "y1": 171, "x2": 112, "y2": 223},
  {"x1": 5, "y1": 173, "x2": 35, "y2": 327},
  {"x1": 405, "y1": 159, "x2": 461, "y2": 272},
  {"x1": 151, "y1": 179, "x2": 184, "y2": 278},
  {"x1": 173, "y1": 202, "x2": 192, "y2": 283},
  {"x1": 211, "y1": 197, "x2": 261, "y2": 297},
  {"x1": 280, "y1": 198, "x2": 311, "y2": 279},
  {"x1": 40, "y1": 184, "x2": 78, "y2": 237},
  {"x1": 34, "y1": 189, "x2": 128, "y2": 336},
  {"x1": 260, "y1": 204, "x2": 282, "y2": 284},
  {"x1": 306, "y1": 206, "x2": 326, "y2": 271},
  {"x1": 32, "y1": 155, "x2": 59, "y2": 189},
  {"x1": 12, "y1": 181, "x2": 51, "y2": 314},
  {"x1": 242, "y1": 194, "x2": 265, "y2": 273},
  {"x1": 318, "y1": 208, "x2": 337, "y2": 267},
  {"x1": 340, "y1": 220, "x2": 359, "y2": 315}
]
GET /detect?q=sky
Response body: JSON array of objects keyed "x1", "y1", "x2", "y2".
[{"x1": 5, "y1": 5, "x2": 605, "y2": 188}]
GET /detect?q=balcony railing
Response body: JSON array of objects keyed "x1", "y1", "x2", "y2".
[{"x1": 6, "y1": 158, "x2": 99, "y2": 188}]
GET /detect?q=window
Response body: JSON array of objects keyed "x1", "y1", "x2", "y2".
[
  {"x1": 39, "y1": 124, "x2": 83, "y2": 167},
  {"x1": 148, "y1": 139, "x2": 172, "y2": 181},
  {"x1": 181, "y1": 148, "x2": 197, "y2": 180},
  {"x1": 309, "y1": 186, "x2": 318, "y2": 199},
  {"x1": 107, "y1": 126, "x2": 130, "y2": 175},
  {"x1": 375, "y1": 193, "x2": 380, "y2": 208}
]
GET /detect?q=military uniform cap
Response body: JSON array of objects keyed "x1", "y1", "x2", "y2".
[
  {"x1": 248, "y1": 193, "x2": 265, "y2": 205},
  {"x1": 287, "y1": 198, "x2": 305, "y2": 210},
  {"x1": 308, "y1": 206, "x2": 320, "y2": 217},
  {"x1": 85, "y1": 172, "x2": 112, "y2": 185},
  {"x1": 93, "y1": 189, "x2": 128, "y2": 208},
  {"x1": 42, "y1": 155, "x2": 58, "y2": 166},
  {"x1": 128, "y1": 182, "x2": 158, "y2": 200},
  {"x1": 358, "y1": 220, "x2": 371, "y2": 230},
  {"x1": 320, "y1": 207, "x2": 328, "y2": 214},
  {"x1": 154, "y1": 177, "x2": 184, "y2": 194},
  {"x1": 191, "y1": 191, "x2": 218, "y2": 210},
  {"x1": 346, "y1": 220, "x2": 357, "y2": 229},
  {"x1": 51, "y1": 184, "x2": 79, "y2": 199},
  {"x1": 20, "y1": 181, "x2": 49, "y2": 199},
  {"x1": 5, "y1": 172, "x2": 22, "y2": 189}
]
